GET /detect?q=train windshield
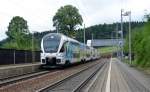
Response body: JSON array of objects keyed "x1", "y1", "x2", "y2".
[{"x1": 43, "y1": 34, "x2": 61, "y2": 53}]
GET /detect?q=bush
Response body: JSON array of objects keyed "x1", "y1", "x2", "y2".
[{"x1": 124, "y1": 21, "x2": 150, "y2": 67}]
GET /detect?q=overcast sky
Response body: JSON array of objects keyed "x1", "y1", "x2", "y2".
[{"x1": 0, "y1": 0, "x2": 150, "y2": 40}]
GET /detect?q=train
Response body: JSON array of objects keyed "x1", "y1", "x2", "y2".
[{"x1": 40, "y1": 33, "x2": 100, "y2": 68}]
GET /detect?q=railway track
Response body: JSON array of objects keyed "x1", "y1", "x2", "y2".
[
  {"x1": 0, "y1": 59, "x2": 107, "y2": 92},
  {"x1": 0, "y1": 70, "x2": 51, "y2": 87},
  {"x1": 0, "y1": 63, "x2": 85, "y2": 87},
  {"x1": 38, "y1": 60, "x2": 106, "y2": 92}
]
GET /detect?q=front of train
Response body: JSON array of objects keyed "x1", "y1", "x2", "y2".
[{"x1": 41, "y1": 33, "x2": 66, "y2": 67}]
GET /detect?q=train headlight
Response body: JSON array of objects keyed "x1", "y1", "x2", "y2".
[
  {"x1": 57, "y1": 53, "x2": 64, "y2": 57},
  {"x1": 56, "y1": 59, "x2": 61, "y2": 63}
]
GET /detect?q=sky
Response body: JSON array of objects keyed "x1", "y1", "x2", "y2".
[{"x1": 0, "y1": 0, "x2": 150, "y2": 40}]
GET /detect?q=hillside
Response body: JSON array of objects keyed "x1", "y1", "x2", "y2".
[{"x1": 0, "y1": 22, "x2": 144, "y2": 50}]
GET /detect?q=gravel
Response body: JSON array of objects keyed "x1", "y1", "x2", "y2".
[{"x1": 0, "y1": 59, "x2": 105, "y2": 92}]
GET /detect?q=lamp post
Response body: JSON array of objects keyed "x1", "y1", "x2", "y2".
[
  {"x1": 13, "y1": 49, "x2": 16, "y2": 64},
  {"x1": 92, "y1": 33, "x2": 94, "y2": 55},
  {"x1": 115, "y1": 23, "x2": 119, "y2": 58},
  {"x1": 129, "y1": 12, "x2": 132, "y2": 64},
  {"x1": 84, "y1": 24, "x2": 86, "y2": 44},
  {"x1": 111, "y1": 31, "x2": 117, "y2": 57},
  {"x1": 122, "y1": 11, "x2": 132, "y2": 64},
  {"x1": 56, "y1": 24, "x2": 59, "y2": 33},
  {"x1": 32, "y1": 31, "x2": 36, "y2": 63},
  {"x1": 128, "y1": 12, "x2": 132, "y2": 64},
  {"x1": 111, "y1": 32, "x2": 114, "y2": 57},
  {"x1": 91, "y1": 33, "x2": 93, "y2": 47},
  {"x1": 120, "y1": 9, "x2": 124, "y2": 61}
]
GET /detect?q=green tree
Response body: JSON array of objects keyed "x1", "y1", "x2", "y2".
[
  {"x1": 53, "y1": 5, "x2": 83, "y2": 37},
  {"x1": 124, "y1": 21, "x2": 150, "y2": 67},
  {"x1": 4, "y1": 16, "x2": 32, "y2": 50},
  {"x1": 6, "y1": 16, "x2": 29, "y2": 40}
]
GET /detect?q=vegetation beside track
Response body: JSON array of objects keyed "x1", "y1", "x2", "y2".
[
  {"x1": 98, "y1": 46, "x2": 119, "y2": 58},
  {"x1": 98, "y1": 46, "x2": 118, "y2": 54},
  {"x1": 124, "y1": 15, "x2": 150, "y2": 71},
  {"x1": 0, "y1": 4, "x2": 144, "y2": 51}
]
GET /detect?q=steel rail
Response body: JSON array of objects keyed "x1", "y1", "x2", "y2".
[{"x1": 39, "y1": 61, "x2": 106, "y2": 92}]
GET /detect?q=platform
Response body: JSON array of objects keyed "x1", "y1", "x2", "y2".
[
  {"x1": 0, "y1": 62, "x2": 41, "y2": 80},
  {"x1": 87, "y1": 58, "x2": 150, "y2": 92}
]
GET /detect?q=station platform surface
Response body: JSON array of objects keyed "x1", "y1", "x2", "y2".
[
  {"x1": 0, "y1": 62, "x2": 41, "y2": 69},
  {"x1": 88, "y1": 58, "x2": 150, "y2": 92},
  {"x1": 0, "y1": 62, "x2": 42, "y2": 80}
]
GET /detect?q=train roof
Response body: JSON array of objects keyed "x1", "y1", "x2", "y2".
[
  {"x1": 42, "y1": 33, "x2": 94, "y2": 48},
  {"x1": 43, "y1": 33, "x2": 94, "y2": 49},
  {"x1": 43, "y1": 33, "x2": 79, "y2": 43}
]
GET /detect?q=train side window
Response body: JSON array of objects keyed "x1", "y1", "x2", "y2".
[
  {"x1": 60, "y1": 41, "x2": 68, "y2": 52},
  {"x1": 60, "y1": 45, "x2": 64, "y2": 52}
]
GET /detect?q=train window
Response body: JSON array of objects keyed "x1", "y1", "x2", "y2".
[
  {"x1": 43, "y1": 34, "x2": 61, "y2": 53},
  {"x1": 60, "y1": 45, "x2": 64, "y2": 52},
  {"x1": 70, "y1": 42, "x2": 79, "y2": 49},
  {"x1": 60, "y1": 41, "x2": 68, "y2": 52}
]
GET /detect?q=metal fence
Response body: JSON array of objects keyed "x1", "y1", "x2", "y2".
[{"x1": 0, "y1": 49, "x2": 41, "y2": 65}]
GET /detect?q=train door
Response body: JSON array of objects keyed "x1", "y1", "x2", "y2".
[
  {"x1": 68, "y1": 42, "x2": 80, "y2": 63},
  {"x1": 64, "y1": 41, "x2": 73, "y2": 63}
]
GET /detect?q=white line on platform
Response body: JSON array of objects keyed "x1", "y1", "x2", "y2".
[{"x1": 105, "y1": 57, "x2": 112, "y2": 92}]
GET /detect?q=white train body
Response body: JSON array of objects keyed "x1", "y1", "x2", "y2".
[{"x1": 41, "y1": 33, "x2": 100, "y2": 67}]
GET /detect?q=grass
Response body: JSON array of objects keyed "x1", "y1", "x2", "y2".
[{"x1": 98, "y1": 46, "x2": 119, "y2": 54}]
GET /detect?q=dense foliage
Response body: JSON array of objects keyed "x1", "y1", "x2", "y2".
[
  {"x1": 53, "y1": 5, "x2": 83, "y2": 37},
  {"x1": 124, "y1": 20, "x2": 150, "y2": 67},
  {"x1": 1, "y1": 16, "x2": 38, "y2": 50},
  {"x1": 6, "y1": 16, "x2": 29, "y2": 39},
  {"x1": 76, "y1": 22, "x2": 144, "y2": 42},
  {"x1": 0, "y1": 21, "x2": 144, "y2": 50},
  {"x1": 0, "y1": 5, "x2": 144, "y2": 51}
]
